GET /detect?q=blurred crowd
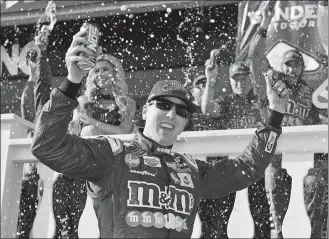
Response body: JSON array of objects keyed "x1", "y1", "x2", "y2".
[{"x1": 11, "y1": 1, "x2": 328, "y2": 239}]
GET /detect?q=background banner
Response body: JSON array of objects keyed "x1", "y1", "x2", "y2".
[{"x1": 236, "y1": 0, "x2": 328, "y2": 110}]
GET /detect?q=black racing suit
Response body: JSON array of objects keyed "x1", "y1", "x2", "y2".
[{"x1": 31, "y1": 79, "x2": 284, "y2": 238}]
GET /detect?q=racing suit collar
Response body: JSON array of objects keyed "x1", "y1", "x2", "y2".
[{"x1": 133, "y1": 129, "x2": 173, "y2": 155}]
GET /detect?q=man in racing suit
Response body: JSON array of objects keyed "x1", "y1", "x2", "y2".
[
  {"x1": 247, "y1": 2, "x2": 325, "y2": 235},
  {"x1": 31, "y1": 27, "x2": 289, "y2": 238},
  {"x1": 259, "y1": 51, "x2": 324, "y2": 238}
]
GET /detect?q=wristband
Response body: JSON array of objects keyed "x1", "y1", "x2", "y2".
[
  {"x1": 58, "y1": 78, "x2": 82, "y2": 99},
  {"x1": 267, "y1": 109, "x2": 284, "y2": 128}
]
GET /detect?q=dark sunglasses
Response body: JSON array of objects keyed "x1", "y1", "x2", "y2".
[{"x1": 150, "y1": 99, "x2": 190, "y2": 118}]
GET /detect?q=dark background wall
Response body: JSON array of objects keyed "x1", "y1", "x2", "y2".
[{"x1": 1, "y1": 4, "x2": 238, "y2": 126}]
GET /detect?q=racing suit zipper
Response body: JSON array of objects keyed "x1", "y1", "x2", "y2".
[{"x1": 159, "y1": 154, "x2": 176, "y2": 238}]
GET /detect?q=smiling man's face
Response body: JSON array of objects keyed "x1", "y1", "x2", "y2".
[{"x1": 143, "y1": 96, "x2": 189, "y2": 146}]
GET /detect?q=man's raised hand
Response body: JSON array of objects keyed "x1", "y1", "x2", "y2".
[
  {"x1": 265, "y1": 71, "x2": 289, "y2": 114},
  {"x1": 260, "y1": 1, "x2": 276, "y2": 29},
  {"x1": 65, "y1": 28, "x2": 101, "y2": 83},
  {"x1": 205, "y1": 49, "x2": 220, "y2": 86}
]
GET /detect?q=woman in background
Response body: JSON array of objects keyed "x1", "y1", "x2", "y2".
[{"x1": 72, "y1": 54, "x2": 136, "y2": 137}]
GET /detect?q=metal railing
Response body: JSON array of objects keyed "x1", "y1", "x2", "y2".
[{"x1": 1, "y1": 113, "x2": 328, "y2": 238}]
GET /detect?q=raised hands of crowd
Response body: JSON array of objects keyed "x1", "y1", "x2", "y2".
[
  {"x1": 34, "y1": 24, "x2": 49, "y2": 51},
  {"x1": 200, "y1": 49, "x2": 223, "y2": 117},
  {"x1": 45, "y1": 1, "x2": 57, "y2": 31},
  {"x1": 260, "y1": 0, "x2": 276, "y2": 28},
  {"x1": 204, "y1": 49, "x2": 220, "y2": 85}
]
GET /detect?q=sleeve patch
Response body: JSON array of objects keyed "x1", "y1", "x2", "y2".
[
  {"x1": 265, "y1": 131, "x2": 278, "y2": 153},
  {"x1": 102, "y1": 136, "x2": 123, "y2": 156}
]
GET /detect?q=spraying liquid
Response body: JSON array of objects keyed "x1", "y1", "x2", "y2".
[{"x1": 176, "y1": 6, "x2": 204, "y2": 89}]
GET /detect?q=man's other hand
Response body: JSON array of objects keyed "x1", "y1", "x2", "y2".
[
  {"x1": 265, "y1": 73, "x2": 289, "y2": 114},
  {"x1": 65, "y1": 28, "x2": 101, "y2": 83}
]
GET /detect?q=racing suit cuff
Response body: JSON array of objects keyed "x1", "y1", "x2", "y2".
[
  {"x1": 58, "y1": 78, "x2": 82, "y2": 99},
  {"x1": 267, "y1": 109, "x2": 284, "y2": 128},
  {"x1": 257, "y1": 27, "x2": 267, "y2": 38}
]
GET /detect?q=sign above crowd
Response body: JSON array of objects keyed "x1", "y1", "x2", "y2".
[
  {"x1": 236, "y1": 0, "x2": 328, "y2": 109},
  {"x1": 1, "y1": 3, "x2": 238, "y2": 80}
]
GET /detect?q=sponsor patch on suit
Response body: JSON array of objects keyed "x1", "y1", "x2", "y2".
[
  {"x1": 103, "y1": 136, "x2": 123, "y2": 155},
  {"x1": 143, "y1": 156, "x2": 161, "y2": 168},
  {"x1": 125, "y1": 154, "x2": 140, "y2": 168},
  {"x1": 177, "y1": 173, "x2": 194, "y2": 189},
  {"x1": 166, "y1": 162, "x2": 191, "y2": 173}
]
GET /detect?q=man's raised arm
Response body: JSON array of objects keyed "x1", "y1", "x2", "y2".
[
  {"x1": 248, "y1": 1, "x2": 276, "y2": 96},
  {"x1": 201, "y1": 49, "x2": 222, "y2": 118},
  {"x1": 31, "y1": 28, "x2": 115, "y2": 182},
  {"x1": 198, "y1": 71, "x2": 289, "y2": 199}
]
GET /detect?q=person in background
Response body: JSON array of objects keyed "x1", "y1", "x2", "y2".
[
  {"x1": 199, "y1": 4, "x2": 277, "y2": 238},
  {"x1": 260, "y1": 50, "x2": 325, "y2": 239},
  {"x1": 52, "y1": 175, "x2": 87, "y2": 238},
  {"x1": 185, "y1": 74, "x2": 221, "y2": 131},
  {"x1": 186, "y1": 74, "x2": 235, "y2": 239},
  {"x1": 52, "y1": 84, "x2": 87, "y2": 239},
  {"x1": 249, "y1": 5, "x2": 325, "y2": 236},
  {"x1": 17, "y1": 13, "x2": 53, "y2": 238},
  {"x1": 19, "y1": 9, "x2": 86, "y2": 239},
  {"x1": 246, "y1": 2, "x2": 318, "y2": 237},
  {"x1": 72, "y1": 54, "x2": 137, "y2": 137},
  {"x1": 311, "y1": 2, "x2": 329, "y2": 237},
  {"x1": 304, "y1": 154, "x2": 328, "y2": 239},
  {"x1": 18, "y1": 55, "x2": 43, "y2": 239},
  {"x1": 252, "y1": 0, "x2": 328, "y2": 236},
  {"x1": 202, "y1": 49, "x2": 270, "y2": 238}
]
